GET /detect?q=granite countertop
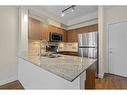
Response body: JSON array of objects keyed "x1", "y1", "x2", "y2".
[{"x1": 19, "y1": 54, "x2": 97, "y2": 82}]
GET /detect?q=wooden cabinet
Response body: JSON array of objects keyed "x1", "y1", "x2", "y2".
[
  {"x1": 77, "y1": 24, "x2": 98, "y2": 34},
  {"x1": 28, "y1": 17, "x2": 98, "y2": 42},
  {"x1": 28, "y1": 17, "x2": 67, "y2": 42},
  {"x1": 48, "y1": 25, "x2": 57, "y2": 33},
  {"x1": 41, "y1": 23, "x2": 49, "y2": 41},
  {"x1": 57, "y1": 27, "x2": 62, "y2": 34},
  {"x1": 67, "y1": 29, "x2": 77, "y2": 42},
  {"x1": 67, "y1": 24, "x2": 98, "y2": 42},
  {"x1": 62, "y1": 29, "x2": 67, "y2": 42},
  {"x1": 85, "y1": 62, "x2": 96, "y2": 89},
  {"x1": 28, "y1": 17, "x2": 42, "y2": 40},
  {"x1": 59, "y1": 51, "x2": 78, "y2": 56}
]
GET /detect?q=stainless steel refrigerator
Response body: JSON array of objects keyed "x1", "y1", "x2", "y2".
[{"x1": 78, "y1": 32, "x2": 98, "y2": 76}]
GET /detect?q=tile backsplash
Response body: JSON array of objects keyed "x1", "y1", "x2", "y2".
[
  {"x1": 58, "y1": 42, "x2": 78, "y2": 52},
  {"x1": 28, "y1": 40, "x2": 78, "y2": 56},
  {"x1": 28, "y1": 40, "x2": 41, "y2": 56},
  {"x1": 28, "y1": 40, "x2": 47, "y2": 56}
]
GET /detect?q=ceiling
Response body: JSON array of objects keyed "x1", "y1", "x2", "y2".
[{"x1": 31, "y1": 5, "x2": 98, "y2": 22}]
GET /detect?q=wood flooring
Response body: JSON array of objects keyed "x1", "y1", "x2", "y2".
[
  {"x1": 95, "y1": 73, "x2": 127, "y2": 89},
  {"x1": 0, "y1": 74, "x2": 127, "y2": 89},
  {"x1": 0, "y1": 80, "x2": 24, "y2": 89}
]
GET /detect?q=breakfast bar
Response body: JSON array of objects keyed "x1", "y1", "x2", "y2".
[{"x1": 18, "y1": 54, "x2": 96, "y2": 89}]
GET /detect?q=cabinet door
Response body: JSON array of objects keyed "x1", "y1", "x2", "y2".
[
  {"x1": 41, "y1": 23, "x2": 49, "y2": 41},
  {"x1": 48, "y1": 25, "x2": 57, "y2": 33},
  {"x1": 67, "y1": 30, "x2": 77, "y2": 42},
  {"x1": 56, "y1": 27, "x2": 61, "y2": 34},
  {"x1": 61, "y1": 29, "x2": 67, "y2": 42},
  {"x1": 28, "y1": 17, "x2": 42, "y2": 40},
  {"x1": 85, "y1": 62, "x2": 96, "y2": 89},
  {"x1": 58, "y1": 28, "x2": 63, "y2": 41}
]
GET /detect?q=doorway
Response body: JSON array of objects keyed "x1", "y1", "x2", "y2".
[{"x1": 108, "y1": 21, "x2": 127, "y2": 77}]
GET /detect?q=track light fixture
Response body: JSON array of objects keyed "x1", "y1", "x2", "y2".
[
  {"x1": 71, "y1": 7, "x2": 75, "y2": 12},
  {"x1": 61, "y1": 5, "x2": 76, "y2": 17}
]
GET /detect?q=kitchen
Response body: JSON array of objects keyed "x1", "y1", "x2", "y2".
[
  {"x1": 18, "y1": 6, "x2": 98, "y2": 89},
  {"x1": 1, "y1": 6, "x2": 127, "y2": 90}
]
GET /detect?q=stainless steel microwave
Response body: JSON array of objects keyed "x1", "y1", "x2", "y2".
[{"x1": 49, "y1": 32, "x2": 62, "y2": 42}]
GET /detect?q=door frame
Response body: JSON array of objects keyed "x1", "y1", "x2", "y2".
[{"x1": 107, "y1": 20, "x2": 127, "y2": 73}]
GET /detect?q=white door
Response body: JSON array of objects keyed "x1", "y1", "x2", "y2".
[{"x1": 108, "y1": 21, "x2": 127, "y2": 77}]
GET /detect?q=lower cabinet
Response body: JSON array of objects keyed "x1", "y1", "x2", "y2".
[
  {"x1": 85, "y1": 62, "x2": 96, "y2": 89},
  {"x1": 59, "y1": 51, "x2": 78, "y2": 56}
]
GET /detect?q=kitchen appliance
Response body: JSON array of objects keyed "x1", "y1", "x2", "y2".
[
  {"x1": 49, "y1": 32, "x2": 62, "y2": 42},
  {"x1": 78, "y1": 32, "x2": 98, "y2": 76},
  {"x1": 46, "y1": 44, "x2": 58, "y2": 53}
]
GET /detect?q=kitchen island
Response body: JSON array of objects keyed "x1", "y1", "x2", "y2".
[{"x1": 18, "y1": 54, "x2": 96, "y2": 89}]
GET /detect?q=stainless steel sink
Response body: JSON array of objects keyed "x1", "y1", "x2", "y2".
[
  {"x1": 41, "y1": 53, "x2": 61, "y2": 58},
  {"x1": 48, "y1": 55, "x2": 61, "y2": 58}
]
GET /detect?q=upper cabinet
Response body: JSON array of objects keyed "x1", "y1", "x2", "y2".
[
  {"x1": 28, "y1": 17, "x2": 97, "y2": 42},
  {"x1": 67, "y1": 29, "x2": 77, "y2": 42},
  {"x1": 28, "y1": 17, "x2": 42, "y2": 40},
  {"x1": 41, "y1": 23, "x2": 49, "y2": 41},
  {"x1": 77, "y1": 24, "x2": 98, "y2": 34},
  {"x1": 28, "y1": 17, "x2": 67, "y2": 42},
  {"x1": 62, "y1": 29, "x2": 67, "y2": 42},
  {"x1": 67, "y1": 24, "x2": 98, "y2": 42},
  {"x1": 48, "y1": 25, "x2": 57, "y2": 33}
]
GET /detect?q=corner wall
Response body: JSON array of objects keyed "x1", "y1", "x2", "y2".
[{"x1": 0, "y1": 7, "x2": 19, "y2": 85}]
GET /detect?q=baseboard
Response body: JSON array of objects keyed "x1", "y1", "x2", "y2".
[
  {"x1": 98, "y1": 73, "x2": 104, "y2": 78},
  {"x1": 0, "y1": 76, "x2": 17, "y2": 86}
]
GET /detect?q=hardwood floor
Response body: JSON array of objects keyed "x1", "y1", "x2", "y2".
[
  {"x1": 0, "y1": 80, "x2": 24, "y2": 89},
  {"x1": 0, "y1": 74, "x2": 127, "y2": 89},
  {"x1": 95, "y1": 73, "x2": 127, "y2": 89}
]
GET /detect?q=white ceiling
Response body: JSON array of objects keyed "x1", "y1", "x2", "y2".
[
  {"x1": 31, "y1": 5, "x2": 98, "y2": 22},
  {"x1": 28, "y1": 5, "x2": 98, "y2": 29}
]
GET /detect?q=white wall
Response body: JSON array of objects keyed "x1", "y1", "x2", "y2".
[
  {"x1": 19, "y1": 7, "x2": 28, "y2": 56},
  {"x1": 0, "y1": 7, "x2": 19, "y2": 85},
  {"x1": 103, "y1": 6, "x2": 127, "y2": 73},
  {"x1": 98, "y1": 6, "x2": 105, "y2": 78}
]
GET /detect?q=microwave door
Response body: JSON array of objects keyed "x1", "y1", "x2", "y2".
[
  {"x1": 53, "y1": 35, "x2": 61, "y2": 41},
  {"x1": 50, "y1": 32, "x2": 61, "y2": 42}
]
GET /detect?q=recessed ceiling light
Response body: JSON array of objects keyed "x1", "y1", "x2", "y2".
[{"x1": 61, "y1": 12, "x2": 64, "y2": 17}]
